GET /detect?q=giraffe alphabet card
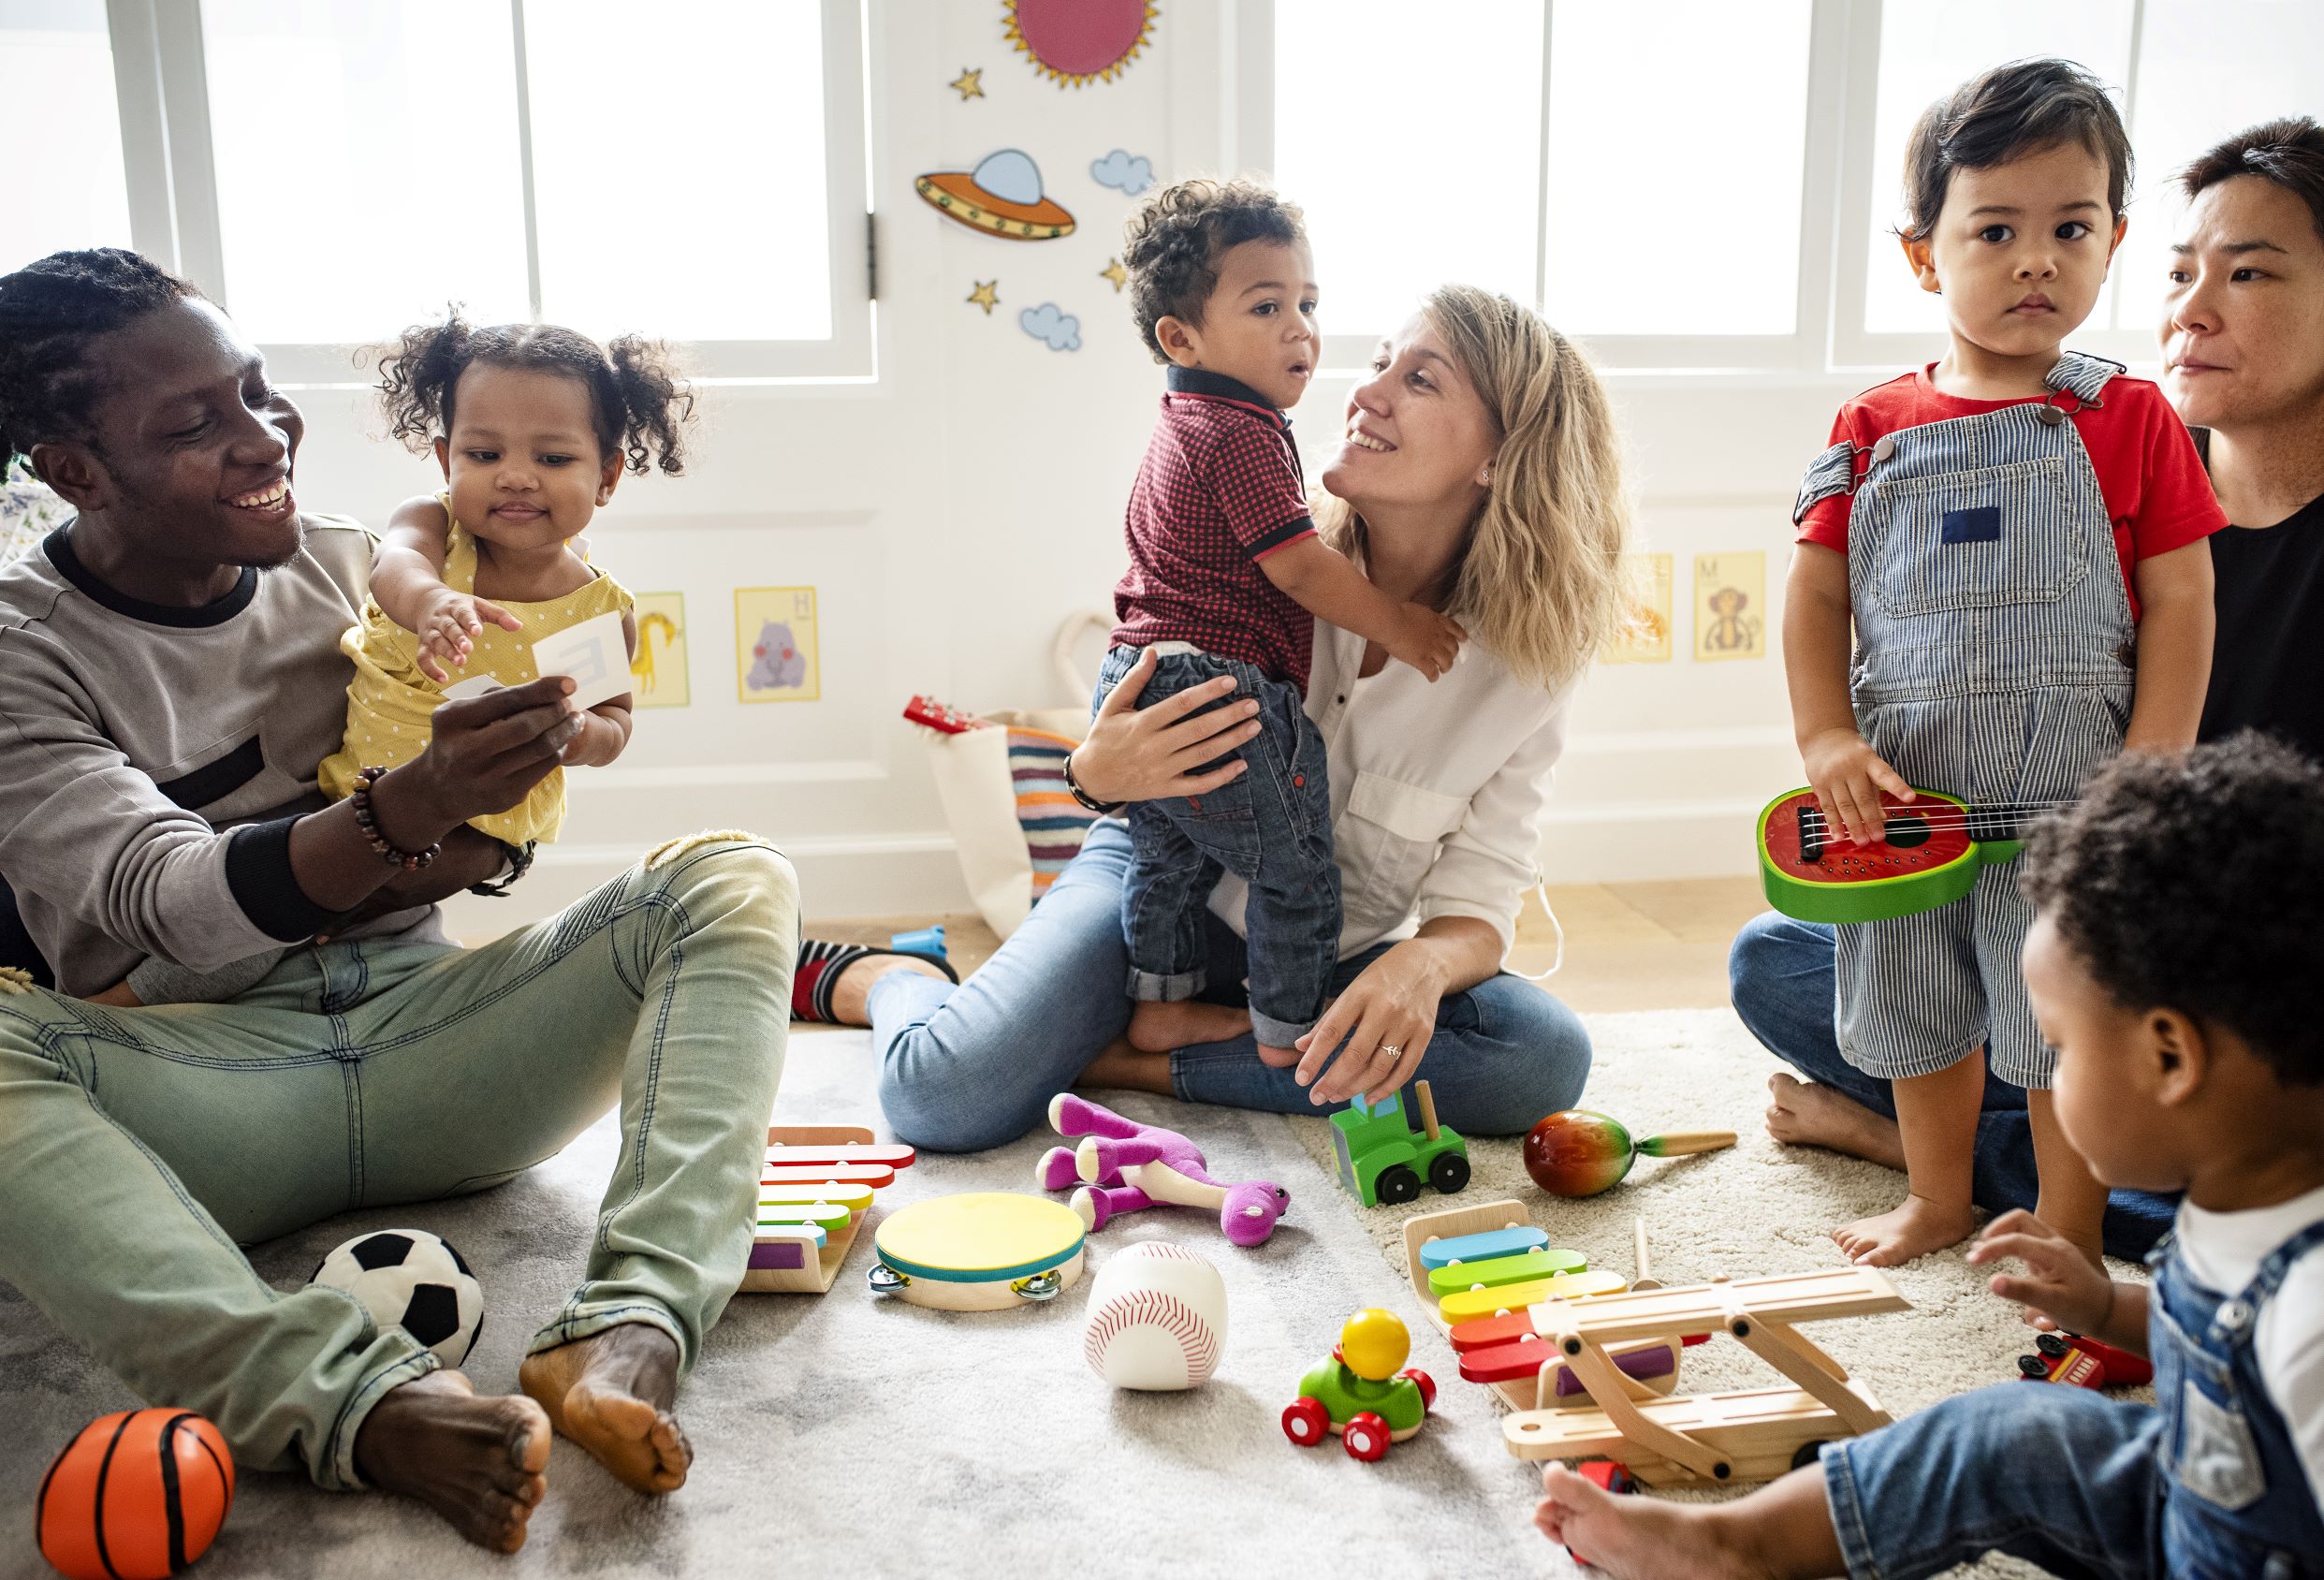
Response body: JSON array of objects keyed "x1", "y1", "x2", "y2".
[{"x1": 629, "y1": 592, "x2": 690, "y2": 709}]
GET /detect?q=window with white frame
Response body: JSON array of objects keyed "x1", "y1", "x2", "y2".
[
  {"x1": 1264, "y1": 0, "x2": 2324, "y2": 373},
  {"x1": 2, "y1": 0, "x2": 870, "y2": 384}
]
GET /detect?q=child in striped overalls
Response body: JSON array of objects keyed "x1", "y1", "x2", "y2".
[{"x1": 1782, "y1": 60, "x2": 2220, "y2": 1267}]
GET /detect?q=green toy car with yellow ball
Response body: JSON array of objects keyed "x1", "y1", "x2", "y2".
[{"x1": 1281, "y1": 1309, "x2": 1436, "y2": 1462}]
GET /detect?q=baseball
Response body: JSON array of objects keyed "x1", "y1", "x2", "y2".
[{"x1": 1081, "y1": 1242, "x2": 1228, "y2": 1390}]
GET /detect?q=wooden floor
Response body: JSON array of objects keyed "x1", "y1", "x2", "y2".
[{"x1": 808, "y1": 876, "x2": 1765, "y2": 1016}]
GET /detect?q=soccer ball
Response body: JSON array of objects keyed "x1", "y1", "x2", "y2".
[{"x1": 309, "y1": 1230, "x2": 485, "y2": 1368}]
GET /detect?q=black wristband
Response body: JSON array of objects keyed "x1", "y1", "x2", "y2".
[{"x1": 1061, "y1": 749, "x2": 1126, "y2": 814}]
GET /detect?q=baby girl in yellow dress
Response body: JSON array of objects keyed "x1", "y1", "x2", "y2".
[{"x1": 319, "y1": 312, "x2": 694, "y2": 848}]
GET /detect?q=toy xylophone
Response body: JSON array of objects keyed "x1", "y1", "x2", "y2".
[{"x1": 743, "y1": 1127, "x2": 917, "y2": 1295}]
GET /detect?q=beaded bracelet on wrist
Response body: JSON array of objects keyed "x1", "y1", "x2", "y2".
[
  {"x1": 351, "y1": 766, "x2": 442, "y2": 871},
  {"x1": 1061, "y1": 749, "x2": 1126, "y2": 815}
]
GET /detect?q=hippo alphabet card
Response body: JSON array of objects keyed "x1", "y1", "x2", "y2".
[{"x1": 737, "y1": 586, "x2": 820, "y2": 703}]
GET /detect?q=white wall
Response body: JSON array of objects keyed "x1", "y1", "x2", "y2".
[{"x1": 270, "y1": 3, "x2": 1926, "y2": 935}]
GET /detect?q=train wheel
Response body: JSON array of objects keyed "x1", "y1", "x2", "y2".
[
  {"x1": 1375, "y1": 1165, "x2": 1422, "y2": 1206},
  {"x1": 1343, "y1": 1412, "x2": 1390, "y2": 1462},
  {"x1": 1281, "y1": 1397, "x2": 1328, "y2": 1448}
]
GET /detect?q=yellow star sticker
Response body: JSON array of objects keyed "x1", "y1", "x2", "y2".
[
  {"x1": 950, "y1": 67, "x2": 984, "y2": 100},
  {"x1": 967, "y1": 280, "x2": 1000, "y2": 315},
  {"x1": 1099, "y1": 258, "x2": 1128, "y2": 293}
]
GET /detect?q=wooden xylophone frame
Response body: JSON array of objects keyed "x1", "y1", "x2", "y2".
[
  {"x1": 742, "y1": 1125, "x2": 900, "y2": 1295},
  {"x1": 1403, "y1": 1199, "x2": 1910, "y2": 1487}
]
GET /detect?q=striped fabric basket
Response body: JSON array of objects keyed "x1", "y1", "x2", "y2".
[{"x1": 913, "y1": 615, "x2": 1109, "y2": 940}]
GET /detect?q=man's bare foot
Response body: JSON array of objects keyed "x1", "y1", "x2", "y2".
[
  {"x1": 353, "y1": 1369, "x2": 550, "y2": 1552},
  {"x1": 824, "y1": 953, "x2": 951, "y2": 1028},
  {"x1": 1834, "y1": 1192, "x2": 1977, "y2": 1266},
  {"x1": 1533, "y1": 1464, "x2": 1746, "y2": 1579},
  {"x1": 1077, "y1": 1038, "x2": 1174, "y2": 1096},
  {"x1": 1126, "y1": 999, "x2": 1253, "y2": 1053},
  {"x1": 519, "y1": 1323, "x2": 690, "y2": 1494},
  {"x1": 1766, "y1": 1073, "x2": 1907, "y2": 1170}
]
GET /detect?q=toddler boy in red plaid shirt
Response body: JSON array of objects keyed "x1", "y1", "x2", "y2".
[{"x1": 1095, "y1": 180, "x2": 1463, "y2": 1063}]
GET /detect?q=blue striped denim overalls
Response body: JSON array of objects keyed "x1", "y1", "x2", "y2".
[
  {"x1": 1791, "y1": 353, "x2": 2135, "y2": 1087},
  {"x1": 2146, "y1": 1222, "x2": 2324, "y2": 1577}
]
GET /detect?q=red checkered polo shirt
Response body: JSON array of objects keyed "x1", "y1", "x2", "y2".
[{"x1": 1110, "y1": 365, "x2": 1319, "y2": 689}]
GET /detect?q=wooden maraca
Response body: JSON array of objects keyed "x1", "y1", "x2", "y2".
[{"x1": 1521, "y1": 1109, "x2": 1736, "y2": 1197}]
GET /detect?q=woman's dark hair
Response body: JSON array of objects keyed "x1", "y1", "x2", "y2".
[
  {"x1": 1121, "y1": 178, "x2": 1305, "y2": 364},
  {"x1": 0, "y1": 248, "x2": 202, "y2": 463},
  {"x1": 372, "y1": 309, "x2": 694, "y2": 476},
  {"x1": 2179, "y1": 116, "x2": 2324, "y2": 245},
  {"x1": 2019, "y1": 734, "x2": 2324, "y2": 1088},
  {"x1": 1899, "y1": 57, "x2": 2132, "y2": 241}
]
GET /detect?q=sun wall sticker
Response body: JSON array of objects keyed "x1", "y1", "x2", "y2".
[{"x1": 1003, "y1": 0, "x2": 1158, "y2": 88}]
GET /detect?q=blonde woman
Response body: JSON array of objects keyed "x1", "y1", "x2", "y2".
[{"x1": 831, "y1": 285, "x2": 1632, "y2": 1149}]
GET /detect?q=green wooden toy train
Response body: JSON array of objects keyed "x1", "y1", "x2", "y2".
[{"x1": 1329, "y1": 1079, "x2": 1469, "y2": 1207}]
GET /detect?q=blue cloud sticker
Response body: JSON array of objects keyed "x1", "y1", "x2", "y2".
[
  {"x1": 1089, "y1": 149, "x2": 1154, "y2": 196},
  {"x1": 1020, "y1": 303, "x2": 1081, "y2": 352}
]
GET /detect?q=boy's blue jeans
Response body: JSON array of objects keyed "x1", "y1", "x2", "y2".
[
  {"x1": 1824, "y1": 1382, "x2": 2166, "y2": 1578},
  {"x1": 1095, "y1": 645, "x2": 1338, "y2": 1049}
]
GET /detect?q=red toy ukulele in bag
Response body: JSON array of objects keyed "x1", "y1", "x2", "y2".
[{"x1": 1754, "y1": 786, "x2": 2067, "y2": 924}]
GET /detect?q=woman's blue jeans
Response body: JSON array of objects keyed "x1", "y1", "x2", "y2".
[
  {"x1": 1729, "y1": 911, "x2": 2175, "y2": 1261},
  {"x1": 872, "y1": 819, "x2": 1593, "y2": 1152}
]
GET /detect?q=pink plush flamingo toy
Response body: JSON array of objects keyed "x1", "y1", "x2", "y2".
[{"x1": 1037, "y1": 1093, "x2": 1289, "y2": 1248}]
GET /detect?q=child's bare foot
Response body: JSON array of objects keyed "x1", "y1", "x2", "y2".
[
  {"x1": 519, "y1": 1323, "x2": 690, "y2": 1494},
  {"x1": 1534, "y1": 1465, "x2": 1746, "y2": 1579},
  {"x1": 1127, "y1": 999, "x2": 1253, "y2": 1053},
  {"x1": 353, "y1": 1369, "x2": 550, "y2": 1552},
  {"x1": 2032, "y1": 1198, "x2": 2108, "y2": 1279},
  {"x1": 1765, "y1": 1074, "x2": 1907, "y2": 1170},
  {"x1": 1834, "y1": 1192, "x2": 1976, "y2": 1266}
]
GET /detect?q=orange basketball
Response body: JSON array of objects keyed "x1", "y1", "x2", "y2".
[{"x1": 37, "y1": 1410, "x2": 234, "y2": 1580}]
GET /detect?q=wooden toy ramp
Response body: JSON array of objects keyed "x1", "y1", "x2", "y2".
[
  {"x1": 1498, "y1": 1270, "x2": 1907, "y2": 1485},
  {"x1": 743, "y1": 1126, "x2": 914, "y2": 1295}
]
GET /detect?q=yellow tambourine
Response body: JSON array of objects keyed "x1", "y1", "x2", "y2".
[{"x1": 869, "y1": 1192, "x2": 1088, "y2": 1311}]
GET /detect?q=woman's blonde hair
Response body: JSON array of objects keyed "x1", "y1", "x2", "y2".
[{"x1": 1316, "y1": 284, "x2": 1633, "y2": 691}]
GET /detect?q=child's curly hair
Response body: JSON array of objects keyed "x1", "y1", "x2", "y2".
[
  {"x1": 1121, "y1": 179, "x2": 1305, "y2": 364},
  {"x1": 2019, "y1": 734, "x2": 2324, "y2": 1087},
  {"x1": 371, "y1": 308, "x2": 694, "y2": 475}
]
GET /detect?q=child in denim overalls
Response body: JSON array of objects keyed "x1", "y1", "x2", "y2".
[
  {"x1": 1783, "y1": 60, "x2": 2221, "y2": 1268},
  {"x1": 1534, "y1": 738, "x2": 2324, "y2": 1578}
]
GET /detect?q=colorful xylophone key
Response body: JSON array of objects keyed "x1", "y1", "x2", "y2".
[
  {"x1": 1425, "y1": 1246, "x2": 1589, "y2": 1297},
  {"x1": 1459, "y1": 1334, "x2": 1681, "y2": 1394},
  {"x1": 1417, "y1": 1225, "x2": 1548, "y2": 1270},
  {"x1": 763, "y1": 1162, "x2": 898, "y2": 1188},
  {"x1": 1439, "y1": 1267, "x2": 1629, "y2": 1324},
  {"x1": 762, "y1": 1141, "x2": 918, "y2": 1170}
]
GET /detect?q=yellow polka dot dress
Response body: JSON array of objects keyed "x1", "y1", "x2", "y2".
[{"x1": 319, "y1": 508, "x2": 634, "y2": 845}]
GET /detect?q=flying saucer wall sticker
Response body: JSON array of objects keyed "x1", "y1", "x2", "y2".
[
  {"x1": 1004, "y1": 0, "x2": 1158, "y2": 88},
  {"x1": 915, "y1": 148, "x2": 1076, "y2": 241}
]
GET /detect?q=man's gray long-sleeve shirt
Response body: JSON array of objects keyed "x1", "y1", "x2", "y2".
[{"x1": 0, "y1": 517, "x2": 442, "y2": 999}]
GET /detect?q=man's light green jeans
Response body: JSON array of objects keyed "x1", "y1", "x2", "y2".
[{"x1": 0, "y1": 835, "x2": 795, "y2": 1490}]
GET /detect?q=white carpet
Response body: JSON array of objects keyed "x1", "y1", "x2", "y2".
[{"x1": 0, "y1": 1009, "x2": 2119, "y2": 1578}]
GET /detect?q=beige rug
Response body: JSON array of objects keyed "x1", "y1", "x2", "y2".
[{"x1": 0, "y1": 1008, "x2": 2122, "y2": 1578}]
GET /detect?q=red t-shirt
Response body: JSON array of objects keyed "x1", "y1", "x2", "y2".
[
  {"x1": 1111, "y1": 367, "x2": 1319, "y2": 688},
  {"x1": 1797, "y1": 366, "x2": 2225, "y2": 620}
]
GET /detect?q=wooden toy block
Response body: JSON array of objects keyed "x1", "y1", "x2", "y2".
[
  {"x1": 742, "y1": 1125, "x2": 904, "y2": 1295},
  {"x1": 1439, "y1": 1268, "x2": 1628, "y2": 1324},
  {"x1": 1425, "y1": 1245, "x2": 1589, "y2": 1296},
  {"x1": 1417, "y1": 1225, "x2": 1549, "y2": 1270}
]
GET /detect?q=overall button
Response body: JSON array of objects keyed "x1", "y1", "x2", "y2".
[
  {"x1": 1870, "y1": 434, "x2": 1896, "y2": 465},
  {"x1": 2035, "y1": 404, "x2": 2067, "y2": 426}
]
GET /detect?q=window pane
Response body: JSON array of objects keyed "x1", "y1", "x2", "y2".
[
  {"x1": 527, "y1": 0, "x2": 830, "y2": 342},
  {"x1": 2112, "y1": 1, "x2": 2324, "y2": 332},
  {"x1": 201, "y1": 0, "x2": 531, "y2": 344},
  {"x1": 0, "y1": 0, "x2": 133, "y2": 267},
  {"x1": 1862, "y1": 3, "x2": 2132, "y2": 335},
  {"x1": 1274, "y1": 0, "x2": 1542, "y2": 340},
  {"x1": 1543, "y1": 0, "x2": 1811, "y2": 335}
]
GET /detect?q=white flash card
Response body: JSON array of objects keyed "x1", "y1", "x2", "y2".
[
  {"x1": 531, "y1": 608, "x2": 632, "y2": 710},
  {"x1": 439, "y1": 674, "x2": 507, "y2": 701}
]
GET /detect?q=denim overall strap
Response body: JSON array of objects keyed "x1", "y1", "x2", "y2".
[
  {"x1": 2044, "y1": 349, "x2": 2126, "y2": 407},
  {"x1": 2151, "y1": 1222, "x2": 2324, "y2": 1577}
]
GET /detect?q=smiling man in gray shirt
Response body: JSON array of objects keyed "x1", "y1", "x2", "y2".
[{"x1": 0, "y1": 250, "x2": 795, "y2": 1552}]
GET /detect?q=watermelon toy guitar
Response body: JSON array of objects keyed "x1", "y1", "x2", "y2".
[{"x1": 1756, "y1": 786, "x2": 2068, "y2": 924}]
